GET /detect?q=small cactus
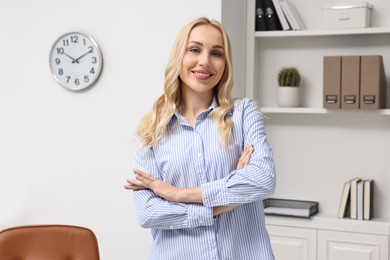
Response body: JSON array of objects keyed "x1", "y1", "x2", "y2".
[{"x1": 278, "y1": 67, "x2": 301, "y2": 87}]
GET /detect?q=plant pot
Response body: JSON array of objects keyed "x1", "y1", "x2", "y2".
[{"x1": 277, "y1": 87, "x2": 300, "y2": 107}]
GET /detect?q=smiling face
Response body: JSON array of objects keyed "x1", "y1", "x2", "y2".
[{"x1": 179, "y1": 24, "x2": 226, "y2": 98}]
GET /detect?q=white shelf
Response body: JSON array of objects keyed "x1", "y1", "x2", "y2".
[
  {"x1": 255, "y1": 27, "x2": 390, "y2": 38},
  {"x1": 261, "y1": 107, "x2": 390, "y2": 115}
]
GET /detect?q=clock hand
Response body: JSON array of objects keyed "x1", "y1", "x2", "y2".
[
  {"x1": 63, "y1": 52, "x2": 79, "y2": 63},
  {"x1": 73, "y1": 49, "x2": 93, "y2": 63}
]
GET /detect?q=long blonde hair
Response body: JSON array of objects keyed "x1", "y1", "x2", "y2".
[{"x1": 137, "y1": 17, "x2": 234, "y2": 148}]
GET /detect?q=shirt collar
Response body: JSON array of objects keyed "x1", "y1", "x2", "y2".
[{"x1": 172, "y1": 96, "x2": 218, "y2": 125}]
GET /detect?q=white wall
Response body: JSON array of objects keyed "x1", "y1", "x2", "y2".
[{"x1": 0, "y1": 1, "x2": 221, "y2": 259}]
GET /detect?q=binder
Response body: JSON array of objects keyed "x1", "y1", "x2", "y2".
[
  {"x1": 360, "y1": 55, "x2": 387, "y2": 109},
  {"x1": 323, "y1": 56, "x2": 342, "y2": 109},
  {"x1": 255, "y1": 0, "x2": 267, "y2": 31},
  {"x1": 263, "y1": 0, "x2": 282, "y2": 31},
  {"x1": 341, "y1": 56, "x2": 361, "y2": 109}
]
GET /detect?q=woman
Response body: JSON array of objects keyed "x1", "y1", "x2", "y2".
[{"x1": 125, "y1": 17, "x2": 276, "y2": 260}]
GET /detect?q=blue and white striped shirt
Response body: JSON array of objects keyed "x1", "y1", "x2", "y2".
[{"x1": 133, "y1": 98, "x2": 276, "y2": 260}]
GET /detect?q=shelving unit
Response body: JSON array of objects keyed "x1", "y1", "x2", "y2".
[{"x1": 242, "y1": 0, "x2": 390, "y2": 259}]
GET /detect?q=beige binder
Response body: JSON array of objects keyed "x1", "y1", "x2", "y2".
[
  {"x1": 360, "y1": 55, "x2": 387, "y2": 109},
  {"x1": 323, "y1": 56, "x2": 342, "y2": 109},
  {"x1": 341, "y1": 56, "x2": 361, "y2": 109}
]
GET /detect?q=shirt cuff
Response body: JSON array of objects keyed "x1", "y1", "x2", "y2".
[
  {"x1": 187, "y1": 204, "x2": 214, "y2": 228},
  {"x1": 201, "y1": 178, "x2": 229, "y2": 207}
]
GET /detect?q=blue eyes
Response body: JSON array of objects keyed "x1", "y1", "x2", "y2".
[{"x1": 189, "y1": 48, "x2": 223, "y2": 58}]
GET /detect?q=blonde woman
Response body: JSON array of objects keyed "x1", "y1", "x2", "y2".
[{"x1": 125, "y1": 17, "x2": 276, "y2": 260}]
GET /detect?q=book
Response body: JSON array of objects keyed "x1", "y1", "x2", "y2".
[
  {"x1": 357, "y1": 180, "x2": 364, "y2": 220},
  {"x1": 350, "y1": 178, "x2": 361, "y2": 219},
  {"x1": 272, "y1": 0, "x2": 291, "y2": 30},
  {"x1": 263, "y1": 0, "x2": 282, "y2": 31},
  {"x1": 280, "y1": 0, "x2": 305, "y2": 30},
  {"x1": 363, "y1": 179, "x2": 374, "y2": 220},
  {"x1": 337, "y1": 180, "x2": 351, "y2": 218},
  {"x1": 255, "y1": 0, "x2": 267, "y2": 31}
]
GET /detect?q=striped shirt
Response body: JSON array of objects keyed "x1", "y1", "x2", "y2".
[{"x1": 133, "y1": 98, "x2": 276, "y2": 260}]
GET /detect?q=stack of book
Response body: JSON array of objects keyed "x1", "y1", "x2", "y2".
[
  {"x1": 255, "y1": 0, "x2": 306, "y2": 31},
  {"x1": 337, "y1": 178, "x2": 374, "y2": 220}
]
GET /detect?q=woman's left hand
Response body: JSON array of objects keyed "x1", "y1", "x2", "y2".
[{"x1": 124, "y1": 170, "x2": 187, "y2": 203}]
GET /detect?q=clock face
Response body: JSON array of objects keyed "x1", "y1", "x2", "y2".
[{"x1": 49, "y1": 32, "x2": 103, "y2": 91}]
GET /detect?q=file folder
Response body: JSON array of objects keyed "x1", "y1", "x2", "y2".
[
  {"x1": 360, "y1": 55, "x2": 387, "y2": 109},
  {"x1": 341, "y1": 56, "x2": 361, "y2": 109},
  {"x1": 323, "y1": 56, "x2": 342, "y2": 109}
]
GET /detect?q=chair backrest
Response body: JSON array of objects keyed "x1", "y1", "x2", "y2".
[{"x1": 0, "y1": 224, "x2": 100, "y2": 260}]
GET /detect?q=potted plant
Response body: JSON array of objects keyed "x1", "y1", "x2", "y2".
[{"x1": 277, "y1": 67, "x2": 301, "y2": 107}]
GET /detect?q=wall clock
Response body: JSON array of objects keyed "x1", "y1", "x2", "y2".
[{"x1": 49, "y1": 32, "x2": 103, "y2": 91}]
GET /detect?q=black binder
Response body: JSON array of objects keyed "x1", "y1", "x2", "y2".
[
  {"x1": 263, "y1": 0, "x2": 282, "y2": 31},
  {"x1": 255, "y1": 0, "x2": 267, "y2": 31}
]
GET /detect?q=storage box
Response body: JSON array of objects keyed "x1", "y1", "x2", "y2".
[{"x1": 322, "y1": 1, "x2": 373, "y2": 29}]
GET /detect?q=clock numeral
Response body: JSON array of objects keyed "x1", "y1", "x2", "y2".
[
  {"x1": 56, "y1": 48, "x2": 64, "y2": 54},
  {"x1": 92, "y1": 57, "x2": 97, "y2": 64},
  {"x1": 84, "y1": 76, "x2": 90, "y2": 83},
  {"x1": 58, "y1": 68, "x2": 63, "y2": 75},
  {"x1": 55, "y1": 58, "x2": 60, "y2": 65},
  {"x1": 83, "y1": 38, "x2": 87, "y2": 45},
  {"x1": 90, "y1": 68, "x2": 95, "y2": 74},
  {"x1": 71, "y1": 36, "x2": 79, "y2": 43},
  {"x1": 75, "y1": 78, "x2": 80, "y2": 85},
  {"x1": 66, "y1": 76, "x2": 71, "y2": 83},
  {"x1": 62, "y1": 40, "x2": 69, "y2": 46},
  {"x1": 88, "y1": 46, "x2": 94, "y2": 53}
]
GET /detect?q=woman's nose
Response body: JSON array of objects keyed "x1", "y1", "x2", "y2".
[{"x1": 198, "y1": 52, "x2": 210, "y2": 67}]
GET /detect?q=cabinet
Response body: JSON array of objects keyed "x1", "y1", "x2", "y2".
[
  {"x1": 239, "y1": 0, "x2": 390, "y2": 259},
  {"x1": 318, "y1": 230, "x2": 388, "y2": 260},
  {"x1": 267, "y1": 222, "x2": 389, "y2": 260},
  {"x1": 266, "y1": 225, "x2": 316, "y2": 260}
]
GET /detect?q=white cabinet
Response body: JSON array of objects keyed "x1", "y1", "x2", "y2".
[
  {"x1": 267, "y1": 224, "x2": 389, "y2": 260},
  {"x1": 318, "y1": 230, "x2": 388, "y2": 260},
  {"x1": 266, "y1": 216, "x2": 390, "y2": 260},
  {"x1": 267, "y1": 225, "x2": 316, "y2": 260}
]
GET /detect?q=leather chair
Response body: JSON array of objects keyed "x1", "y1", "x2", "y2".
[{"x1": 0, "y1": 224, "x2": 100, "y2": 260}]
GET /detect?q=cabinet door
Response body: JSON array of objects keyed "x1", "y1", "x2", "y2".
[
  {"x1": 266, "y1": 225, "x2": 316, "y2": 260},
  {"x1": 318, "y1": 230, "x2": 389, "y2": 260}
]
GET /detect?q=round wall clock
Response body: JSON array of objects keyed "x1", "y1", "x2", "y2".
[{"x1": 49, "y1": 32, "x2": 103, "y2": 91}]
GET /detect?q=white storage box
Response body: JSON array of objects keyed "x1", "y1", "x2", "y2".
[{"x1": 322, "y1": 1, "x2": 372, "y2": 29}]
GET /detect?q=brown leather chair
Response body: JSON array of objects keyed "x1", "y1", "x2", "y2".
[{"x1": 0, "y1": 224, "x2": 100, "y2": 260}]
